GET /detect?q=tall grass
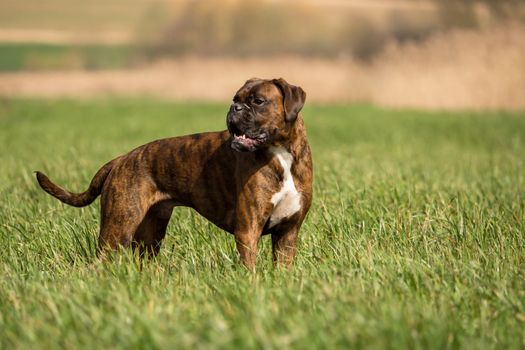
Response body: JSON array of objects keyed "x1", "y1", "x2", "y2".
[{"x1": 0, "y1": 99, "x2": 524, "y2": 349}]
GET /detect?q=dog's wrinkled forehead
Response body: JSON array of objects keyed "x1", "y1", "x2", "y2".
[{"x1": 233, "y1": 79, "x2": 282, "y2": 102}]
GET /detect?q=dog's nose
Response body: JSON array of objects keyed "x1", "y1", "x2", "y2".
[
  {"x1": 231, "y1": 103, "x2": 243, "y2": 112},
  {"x1": 227, "y1": 110, "x2": 239, "y2": 125}
]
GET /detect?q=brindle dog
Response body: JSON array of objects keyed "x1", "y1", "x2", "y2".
[{"x1": 36, "y1": 78, "x2": 313, "y2": 270}]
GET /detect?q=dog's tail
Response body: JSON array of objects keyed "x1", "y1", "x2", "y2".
[{"x1": 35, "y1": 158, "x2": 119, "y2": 207}]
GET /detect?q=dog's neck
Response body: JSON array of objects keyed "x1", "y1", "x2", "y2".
[{"x1": 281, "y1": 115, "x2": 308, "y2": 159}]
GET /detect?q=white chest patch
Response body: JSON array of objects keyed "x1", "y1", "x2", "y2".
[{"x1": 268, "y1": 146, "x2": 302, "y2": 228}]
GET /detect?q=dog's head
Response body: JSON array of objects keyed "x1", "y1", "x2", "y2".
[{"x1": 227, "y1": 78, "x2": 306, "y2": 152}]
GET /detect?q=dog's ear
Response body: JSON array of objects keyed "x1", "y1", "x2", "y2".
[
  {"x1": 245, "y1": 77, "x2": 261, "y2": 86},
  {"x1": 272, "y1": 78, "x2": 306, "y2": 123}
]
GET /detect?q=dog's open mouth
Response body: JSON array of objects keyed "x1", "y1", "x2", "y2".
[
  {"x1": 231, "y1": 133, "x2": 267, "y2": 152},
  {"x1": 234, "y1": 133, "x2": 259, "y2": 147}
]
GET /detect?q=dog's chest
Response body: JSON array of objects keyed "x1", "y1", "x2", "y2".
[{"x1": 268, "y1": 146, "x2": 302, "y2": 228}]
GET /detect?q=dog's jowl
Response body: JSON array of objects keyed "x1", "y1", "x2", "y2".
[{"x1": 36, "y1": 78, "x2": 313, "y2": 270}]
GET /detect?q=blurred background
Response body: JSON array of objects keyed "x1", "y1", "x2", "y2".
[{"x1": 0, "y1": 0, "x2": 523, "y2": 110}]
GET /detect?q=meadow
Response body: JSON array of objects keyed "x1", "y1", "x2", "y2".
[{"x1": 0, "y1": 98, "x2": 524, "y2": 349}]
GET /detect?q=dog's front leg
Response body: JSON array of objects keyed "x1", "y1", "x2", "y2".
[
  {"x1": 234, "y1": 230, "x2": 260, "y2": 271},
  {"x1": 271, "y1": 226, "x2": 299, "y2": 267},
  {"x1": 233, "y1": 187, "x2": 272, "y2": 271}
]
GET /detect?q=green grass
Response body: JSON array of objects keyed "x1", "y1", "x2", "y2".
[
  {"x1": 0, "y1": 98, "x2": 524, "y2": 349},
  {"x1": 0, "y1": 43, "x2": 135, "y2": 71}
]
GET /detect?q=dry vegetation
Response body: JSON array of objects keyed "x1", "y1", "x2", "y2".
[{"x1": 366, "y1": 22, "x2": 525, "y2": 110}]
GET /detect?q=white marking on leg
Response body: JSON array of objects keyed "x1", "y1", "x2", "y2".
[{"x1": 268, "y1": 146, "x2": 302, "y2": 228}]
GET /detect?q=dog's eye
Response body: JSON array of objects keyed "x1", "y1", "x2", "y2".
[{"x1": 253, "y1": 97, "x2": 265, "y2": 105}]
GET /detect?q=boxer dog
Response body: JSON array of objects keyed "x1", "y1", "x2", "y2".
[{"x1": 36, "y1": 78, "x2": 313, "y2": 270}]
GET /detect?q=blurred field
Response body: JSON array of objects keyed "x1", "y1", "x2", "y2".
[
  {"x1": 1, "y1": 98, "x2": 524, "y2": 349},
  {"x1": 0, "y1": 0, "x2": 524, "y2": 110},
  {"x1": 0, "y1": 22, "x2": 524, "y2": 110},
  {"x1": 0, "y1": 43, "x2": 134, "y2": 71},
  {"x1": 0, "y1": 0, "x2": 152, "y2": 35}
]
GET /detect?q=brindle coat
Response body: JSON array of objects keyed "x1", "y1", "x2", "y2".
[{"x1": 36, "y1": 78, "x2": 313, "y2": 270}]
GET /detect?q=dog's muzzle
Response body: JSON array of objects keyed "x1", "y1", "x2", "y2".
[{"x1": 227, "y1": 104, "x2": 269, "y2": 152}]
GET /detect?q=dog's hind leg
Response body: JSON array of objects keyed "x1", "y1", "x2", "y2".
[
  {"x1": 133, "y1": 201, "x2": 174, "y2": 258},
  {"x1": 96, "y1": 179, "x2": 166, "y2": 255},
  {"x1": 97, "y1": 202, "x2": 146, "y2": 254}
]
